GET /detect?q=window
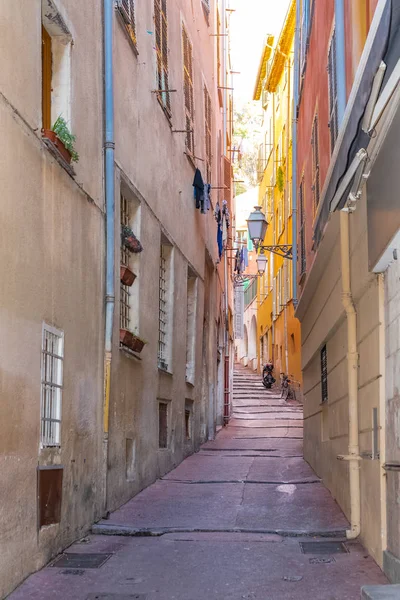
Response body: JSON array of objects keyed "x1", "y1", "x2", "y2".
[
  {"x1": 201, "y1": 0, "x2": 210, "y2": 13},
  {"x1": 299, "y1": 178, "x2": 306, "y2": 275},
  {"x1": 311, "y1": 114, "x2": 320, "y2": 213},
  {"x1": 204, "y1": 85, "x2": 212, "y2": 183},
  {"x1": 158, "y1": 402, "x2": 168, "y2": 448},
  {"x1": 321, "y1": 344, "x2": 328, "y2": 403},
  {"x1": 273, "y1": 277, "x2": 277, "y2": 319},
  {"x1": 154, "y1": 0, "x2": 171, "y2": 117},
  {"x1": 120, "y1": 190, "x2": 141, "y2": 335},
  {"x1": 41, "y1": 5, "x2": 72, "y2": 130},
  {"x1": 41, "y1": 324, "x2": 64, "y2": 447},
  {"x1": 182, "y1": 25, "x2": 194, "y2": 156},
  {"x1": 120, "y1": 194, "x2": 131, "y2": 331},
  {"x1": 185, "y1": 400, "x2": 193, "y2": 441},
  {"x1": 158, "y1": 239, "x2": 173, "y2": 370},
  {"x1": 328, "y1": 29, "x2": 338, "y2": 153},
  {"x1": 116, "y1": 0, "x2": 137, "y2": 48},
  {"x1": 278, "y1": 197, "x2": 283, "y2": 236},
  {"x1": 38, "y1": 467, "x2": 63, "y2": 527},
  {"x1": 186, "y1": 270, "x2": 198, "y2": 383}
]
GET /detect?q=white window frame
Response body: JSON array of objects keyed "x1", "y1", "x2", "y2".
[{"x1": 40, "y1": 323, "x2": 64, "y2": 448}]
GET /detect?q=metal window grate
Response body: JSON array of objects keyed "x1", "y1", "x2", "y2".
[
  {"x1": 154, "y1": 0, "x2": 171, "y2": 116},
  {"x1": 299, "y1": 179, "x2": 306, "y2": 276},
  {"x1": 204, "y1": 85, "x2": 212, "y2": 182},
  {"x1": 117, "y1": 0, "x2": 137, "y2": 47},
  {"x1": 182, "y1": 25, "x2": 194, "y2": 155},
  {"x1": 321, "y1": 344, "x2": 328, "y2": 403},
  {"x1": 158, "y1": 245, "x2": 167, "y2": 365},
  {"x1": 328, "y1": 29, "x2": 338, "y2": 153},
  {"x1": 120, "y1": 194, "x2": 131, "y2": 331},
  {"x1": 41, "y1": 325, "x2": 64, "y2": 447}
]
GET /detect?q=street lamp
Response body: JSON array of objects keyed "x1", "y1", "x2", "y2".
[
  {"x1": 233, "y1": 250, "x2": 267, "y2": 283},
  {"x1": 247, "y1": 206, "x2": 293, "y2": 259}
]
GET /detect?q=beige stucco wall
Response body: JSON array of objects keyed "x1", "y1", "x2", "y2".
[
  {"x1": 300, "y1": 194, "x2": 383, "y2": 564},
  {"x1": 0, "y1": 1, "x2": 104, "y2": 597}
]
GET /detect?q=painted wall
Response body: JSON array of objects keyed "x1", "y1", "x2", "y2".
[
  {"x1": 107, "y1": 0, "x2": 233, "y2": 512},
  {"x1": 0, "y1": 1, "x2": 104, "y2": 597}
]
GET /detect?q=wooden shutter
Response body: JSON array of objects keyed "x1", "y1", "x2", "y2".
[
  {"x1": 223, "y1": 156, "x2": 231, "y2": 197},
  {"x1": 311, "y1": 114, "x2": 320, "y2": 212},
  {"x1": 299, "y1": 179, "x2": 306, "y2": 276},
  {"x1": 204, "y1": 86, "x2": 212, "y2": 183},
  {"x1": 155, "y1": 0, "x2": 171, "y2": 115},
  {"x1": 182, "y1": 25, "x2": 194, "y2": 154},
  {"x1": 117, "y1": 0, "x2": 136, "y2": 46},
  {"x1": 328, "y1": 30, "x2": 338, "y2": 152},
  {"x1": 42, "y1": 26, "x2": 52, "y2": 130},
  {"x1": 321, "y1": 345, "x2": 328, "y2": 403}
]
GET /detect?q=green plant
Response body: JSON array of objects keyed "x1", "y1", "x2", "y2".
[
  {"x1": 52, "y1": 116, "x2": 79, "y2": 162},
  {"x1": 277, "y1": 166, "x2": 284, "y2": 193}
]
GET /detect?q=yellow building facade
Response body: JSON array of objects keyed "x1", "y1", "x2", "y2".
[{"x1": 253, "y1": 1, "x2": 301, "y2": 387}]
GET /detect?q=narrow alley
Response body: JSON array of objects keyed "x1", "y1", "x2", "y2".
[{"x1": 9, "y1": 367, "x2": 386, "y2": 600}]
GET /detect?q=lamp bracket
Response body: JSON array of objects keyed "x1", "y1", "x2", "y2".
[{"x1": 257, "y1": 244, "x2": 293, "y2": 259}]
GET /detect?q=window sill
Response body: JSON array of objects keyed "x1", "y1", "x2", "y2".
[
  {"x1": 42, "y1": 136, "x2": 76, "y2": 178},
  {"x1": 185, "y1": 378, "x2": 195, "y2": 388},
  {"x1": 120, "y1": 344, "x2": 142, "y2": 361},
  {"x1": 158, "y1": 364, "x2": 173, "y2": 376}
]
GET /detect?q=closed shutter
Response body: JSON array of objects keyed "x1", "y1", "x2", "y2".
[
  {"x1": 182, "y1": 25, "x2": 194, "y2": 155},
  {"x1": 311, "y1": 114, "x2": 320, "y2": 212},
  {"x1": 155, "y1": 0, "x2": 171, "y2": 115},
  {"x1": 204, "y1": 86, "x2": 212, "y2": 182},
  {"x1": 117, "y1": 0, "x2": 136, "y2": 46},
  {"x1": 224, "y1": 157, "x2": 231, "y2": 197},
  {"x1": 321, "y1": 345, "x2": 328, "y2": 403},
  {"x1": 327, "y1": 30, "x2": 338, "y2": 153},
  {"x1": 299, "y1": 179, "x2": 306, "y2": 275}
]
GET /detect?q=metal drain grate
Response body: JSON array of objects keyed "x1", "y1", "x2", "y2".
[
  {"x1": 60, "y1": 569, "x2": 85, "y2": 576},
  {"x1": 300, "y1": 541, "x2": 348, "y2": 555},
  {"x1": 86, "y1": 595, "x2": 147, "y2": 599},
  {"x1": 51, "y1": 553, "x2": 112, "y2": 569},
  {"x1": 309, "y1": 557, "x2": 336, "y2": 564}
]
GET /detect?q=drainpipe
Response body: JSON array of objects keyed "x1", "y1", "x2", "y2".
[
  {"x1": 338, "y1": 210, "x2": 361, "y2": 539},
  {"x1": 291, "y1": 0, "x2": 300, "y2": 305},
  {"x1": 335, "y1": 0, "x2": 347, "y2": 122},
  {"x1": 378, "y1": 273, "x2": 387, "y2": 554},
  {"x1": 103, "y1": 0, "x2": 115, "y2": 514}
]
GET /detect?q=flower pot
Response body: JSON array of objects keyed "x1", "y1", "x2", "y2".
[
  {"x1": 130, "y1": 335, "x2": 146, "y2": 353},
  {"x1": 42, "y1": 129, "x2": 72, "y2": 164},
  {"x1": 120, "y1": 265, "x2": 136, "y2": 286},
  {"x1": 119, "y1": 328, "x2": 146, "y2": 354},
  {"x1": 121, "y1": 226, "x2": 143, "y2": 253}
]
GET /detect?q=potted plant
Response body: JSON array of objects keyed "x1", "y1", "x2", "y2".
[
  {"x1": 119, "y1": 328, "x2": 147, "y2": 354},
  {"x1": 42, "y1": 116, "x2": 79, "y2": 165},
  {"x1": 120, "y1": 265, "x2": 136, "y2": 286},
  {"x1": 121, "y1": 225, "x2": 143, "y2": 253}
]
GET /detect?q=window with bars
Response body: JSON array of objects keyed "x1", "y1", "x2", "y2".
[
  {"x1": 154, "y1": 0, "x2": 171, "y2": 117},
  {"x1": 299, "y1": 178, "x2": 306, "y2": 276},
  {"x1": 41, "y1": 325, "x2": 64, "y2": 447},
  {"x1": 328, "y1": 29, "x2": 338, "y2": 153},
  {"x1": 321, "y1": 344, "x2": 328, "y2": 403},
  {"x1": 182, "y1": 24, "x2": 194, "y2": 156},
  {"x1": 120, "y1": 194, "x2": 131, "y2": 331},
  {"x1": 311, "y1": 114, "x2": 320, "y2": 213},
  {"x1": 204, "y1": 85, "x2": 212, "y2": 183},
  {"x1": 116, "y1": 0, "x2": 137, "y2": 48},
  {"x1": 186, "y1": 271, "x2": 198, "y2": 384},
  {"x1": 158, "y1": 402, "x2": 168, "y2": 448}
]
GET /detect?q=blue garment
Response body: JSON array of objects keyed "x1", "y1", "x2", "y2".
[
  {"x1": 243, "y1": 246, "x2": 249, "y2": 268},
  {"x1": 247, "y1": 237, "x2": 253, "y2": 251},
  {"x1": 217, "y1": 225, "x2": 223, "y2": 258}
]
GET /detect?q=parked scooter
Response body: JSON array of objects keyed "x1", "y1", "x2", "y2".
[{"x1": 262, "y1": 360, "x2": 276, "y2": 389}]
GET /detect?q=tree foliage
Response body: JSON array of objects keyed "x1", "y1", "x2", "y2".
[{"x1": 232, "y1": 102, "x2": 263, "y2": 194}]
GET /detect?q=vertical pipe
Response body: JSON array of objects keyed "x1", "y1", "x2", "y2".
[
  {"x1": 291, "y1": 0, "x2": 300, "y2": 305},
  {"x1": 284, "y1": 56, "x2": 291, "y2": 376},
  {"x1": 103, "y1": 0, "x2": 115, "y2": 513},
  {"x1": 378, "y1": 273, "x2": 387, "y2": 554},
  {"x1": 339, "y1": 210, "x2": 361, "y2": 540},
  {"x1": 335, "y1": 0, "x2": 347, "y2": 123}
]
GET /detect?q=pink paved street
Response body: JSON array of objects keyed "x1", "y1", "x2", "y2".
[{"x1": 9, "y1": 367, "x2": 387, "y2": 599}]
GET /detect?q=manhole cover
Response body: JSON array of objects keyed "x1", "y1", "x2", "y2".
[
  {"x1": 60, "y1": 569, "x2": 85, "y2": 576},
  {"x1": 300, "y1": 541, "x2": 348, "y2": 555},
  {"x1": 51, "y1": 553, "x2": 112, "y2": 569},
  {"x1": 86, "y1": 596, "x2": 147, "y2": 599},
  {"x1": 309, "y1": 557, "x2": 336, "y2": 564}
]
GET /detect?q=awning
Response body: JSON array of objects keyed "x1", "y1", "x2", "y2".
[{"x1": 313, "y1": 0, "x2": 396, "y2": 246}]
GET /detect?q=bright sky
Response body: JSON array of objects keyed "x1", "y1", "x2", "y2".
[{"x1": 229, "y1": 0, "x2": 290, "y2": 107}]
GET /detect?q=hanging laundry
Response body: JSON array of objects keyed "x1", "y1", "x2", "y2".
[
  {"x1": 203, "y1": 183, "x2": 211, "y2": 213},
  {"x1": 222, "y1": 214, "x2": 228, "y2": 244},
  {"x1": 222, "y1": 199, "x2": 230, "y2": 229},
  {"x1": 193, "y1": 168, "x2": 204, "y2": 211},
  {"x1": 234, "y1": 249, "x2": 241, "y2": 274},
  {"x1": 217, "y1": 225, "x2": 223, "y2": 258},
  {"x1": 214, "y1": 200, "x2": 221, "y2": 224},
  {"x1": 243, "y1": 246, "x2": 249, "y2": 268}
]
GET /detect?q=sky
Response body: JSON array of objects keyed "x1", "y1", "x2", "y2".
[{"x1": 229, "y1": 0, "x2": 291, "y2": 108}]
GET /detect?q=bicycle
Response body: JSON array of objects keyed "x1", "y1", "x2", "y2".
[{"x1": 280, "y1": 373, "x2": 296, "y2": 402}]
